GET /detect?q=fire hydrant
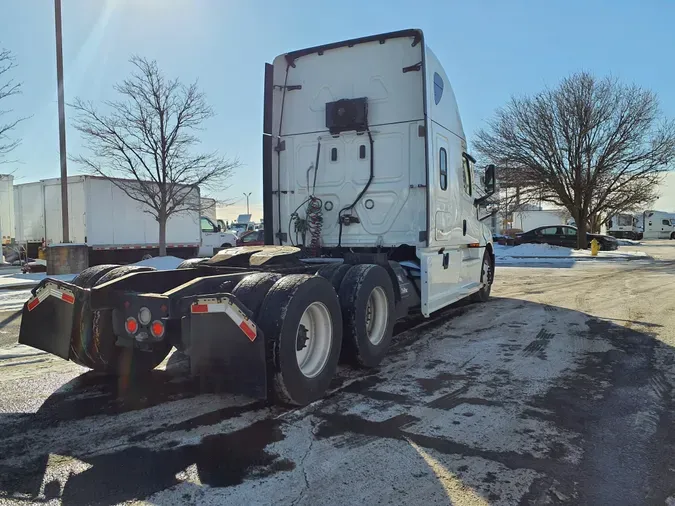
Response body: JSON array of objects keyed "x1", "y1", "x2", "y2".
[{"x1": 590, "y1": 238, "x2": 600, "y2": 257}]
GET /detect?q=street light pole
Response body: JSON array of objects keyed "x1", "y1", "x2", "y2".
[
  {"x1": 54, "y1": 0, "x2": 69, "y2": 243},
  {"x1": 243, "y1": 192, "x2": 252, "y2": 215}
]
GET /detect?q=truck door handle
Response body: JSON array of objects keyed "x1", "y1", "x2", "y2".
[
  {"x1": 442, "y1": 253, "x2": 449, "y2": 269},
  {"x1": 463, "y1": 220, "x2": 467, "y2": 236}
]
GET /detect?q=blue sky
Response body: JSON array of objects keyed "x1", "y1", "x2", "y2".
[{"x1": 1, "y1": 0, "x2": 674, "y2": 219}]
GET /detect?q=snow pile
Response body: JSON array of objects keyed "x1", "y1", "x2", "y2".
[
  {"x1": 495, "y1": 243, "x2": 650, "y2": 263},
  {"x1": 497, "y1": 244, "x2": 572, "y2": 258},
  {"x1": 133, "y1": 255, "x2": 184, "y2": 270},
  {"x1": 0, "y1": 272, "x2": 76, "y2": 289},
  {"x1": 0, "y1": 289, "x2": 33, "y2": 312},
  {"x1": 616, "y1": 239, "x2": 642, "y2": 246}
]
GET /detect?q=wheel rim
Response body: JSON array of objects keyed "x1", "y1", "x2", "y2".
[
  {"x1": 296, "y1": 301, "x2": 333, "y2": 378},
  {"x1": 482, "y1": 256, "x2": 492, "y2": 285},
  {"x1": 365, "y1": 286, "x2": 388, "y2": 345}
]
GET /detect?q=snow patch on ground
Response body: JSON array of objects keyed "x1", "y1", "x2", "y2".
[
  {"x1": 495, "y1": 243, "x2": 649, "y2": 263},
  {"x1": 133, "y1": 255, "x2": 184, "y2": 270}
]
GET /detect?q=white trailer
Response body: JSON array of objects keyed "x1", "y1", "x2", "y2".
[
  {"x1": 0, "y1": 174, "x2": 15, "y2": 245},
  {"x1": 14, "y1": 176, "x2": 237, "y2": 263},
  {"x1": 642, "y1": 210, "x2": 675, "y2": 240},
  {"x1": 511, "y1": 209, "x2": 570, "y2": 233},
  {"x1": 607, "y1": 213, "x2": 642, "y2": 240}
]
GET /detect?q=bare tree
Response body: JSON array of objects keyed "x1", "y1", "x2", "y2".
[
  {"x1": 71, "y1": 56, "x2": 238, "y2": 255},
  {"x1": 475, "y1": 72, "x2": 675, "y2": 248},
  {"x1": 0, "y1": 46, "x2": 26, "y2": 163}
]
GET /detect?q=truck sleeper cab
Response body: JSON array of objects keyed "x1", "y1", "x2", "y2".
[{"x1": 19, "y1": 30, "x2": 496, "y2": 406}]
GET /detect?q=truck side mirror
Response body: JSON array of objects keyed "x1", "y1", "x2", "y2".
[
  {"x1": 484, "y1": 164, "x2": 496, "y2": 194},
  {"x1": 473, "y1": 164, "x2": 497, "y2": 207}
]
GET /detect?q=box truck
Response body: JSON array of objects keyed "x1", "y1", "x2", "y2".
[{"x1": 14, "y1": 176, "x2": 236, "y2": 263}]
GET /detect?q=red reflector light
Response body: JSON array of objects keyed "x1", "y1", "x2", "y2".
[
  {"x1": 239, "y1": 321, "x2": 257, "y2": 342},
  {"x1": 27, "y1": 298, "x2": 40, "y2": 311},
  {"x1": 125, "y1": 317, "x2": 138, "y2": 334},
  {"x1": 191, "y1": 304, "x2": 208, "y2": 313},
  {"x1": 61, "y1": 293, "x2": 75, "y2": 304},
  {"x1": 150, "y1": 320, "x2": 165, "y2": 338}
]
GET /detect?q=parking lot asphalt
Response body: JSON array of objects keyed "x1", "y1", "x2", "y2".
[{"x1": 1, "y1": 241, "x2": 675, "y2": 505}]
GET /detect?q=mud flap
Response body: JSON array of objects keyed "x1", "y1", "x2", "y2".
[
  {"x1": 183, "y1": 293, "x2": 267, "y2": 400},
  {"x1": 18, "y1": 281, "x2": 82, "y2": 360}
]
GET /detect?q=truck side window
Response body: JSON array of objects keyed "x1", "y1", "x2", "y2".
[
  {"x1": 439, "y1": 147, "x2": 447, "y2": 190},
  {"x1": 663, "y1": 219, "x2": 670, "y2": 226},
  {"x1": 201, "y1": 217, "x2": 216, "y2": 232},
  {"x1": 462, "y1": 155, "x2": 473, "y2": 196}
]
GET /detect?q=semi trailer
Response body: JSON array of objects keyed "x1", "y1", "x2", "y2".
[{"x1": 18, "y1": 29, "x2": 496, "y2": 406}]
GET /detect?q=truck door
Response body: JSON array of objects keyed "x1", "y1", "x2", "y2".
[
  {"x1": 660, "y1": 219, "x2": 671, "y2": 239},
  {"x1": 199, "y1": 216, "x2": 220, "y2": 256},
  {"x1": 419, "y1": 131, "x2": 463, "y2": 315},
  {"x1": 457, "y1": 153, "x2": 482, "y2": 288}
]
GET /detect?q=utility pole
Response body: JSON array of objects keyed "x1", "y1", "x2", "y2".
[
  {"x1": 55, "y1": 0, "x2": 69, "y2": 242},
  {"x1": 243, "y1": 192, "x2": 252, "y2": 215}
]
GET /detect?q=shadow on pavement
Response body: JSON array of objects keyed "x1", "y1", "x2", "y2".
[{"x1": 1, "y1": 299, "x2": 675, "y2": 505}]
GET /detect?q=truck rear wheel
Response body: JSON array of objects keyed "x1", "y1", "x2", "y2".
[
  {"x1": 71, "y1": 264, "x2": 120, "y2": 288},
  {"x1": 338, "y1": 264, "x2": 395, "y2": 368},
  {"x1": 231, "y1": 272, "x2": 282, "y2": 318},
  {"x1": 257, "y1": 275, "x2": 342, "y2": 406},
  {"x1": 470, "y1": 252, "x2": 493, "y2": 303},
  {"x1": 176, "y1": 258, "x2": 208, "y2": 269},
  {"x1": 70, "y1": 265, "x2": 171, "y2": 375},
  {"x1": 316, "y1": 263, "x2": 352, "y2": 292}
]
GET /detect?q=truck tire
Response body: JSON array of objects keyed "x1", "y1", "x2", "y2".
[
  {"x1": 257, "y1": 274, "x2": 342, "y2": 406},
  {"x1": 176, "y1": 258, "x2": 208, "y2": 269},
  {"x1": 316, "y1": 263, "x2": 352, "y2": 292},
  {"x1": 231, "y1": 273, "x2": 282, "y2": 318},
  {"x1": 470, "y1": 251, "x2": 493, "y2": 303},
  {"x1": 671, "y1": 232, "x2": 675, "y2": 240},
  {"x1": 220, "y1": 243, "x2": 233, "y2": 249},
  {"x1": 338, "y1": 264, "x2": 395, "y2": 368},
  {"x1": 71, "y1": 264, "x2": 120, "y2": 288},
  {"x1": 70, "y1": 265, "x2": 171, "y2": 375}
]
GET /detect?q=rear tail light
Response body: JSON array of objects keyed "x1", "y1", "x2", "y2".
[
  {"x1": 125, "y1": 317, "x2": 138, "y2": 334},
  {"x1": 150, "y1": 320, "x2": 165, "y2": 338}
]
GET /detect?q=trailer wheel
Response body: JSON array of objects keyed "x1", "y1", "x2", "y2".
[
  {"x1": 70, "y1": 265, "x2": 171, "y2": 375},
  {"x1": 338, "y1": 264, "x2": 395, "y2": 368},
  {"x1": 231, "y1": 272, "x2": 282, "y2": 318},
  {"x1": 316, "y1": 263, "x2": 352, "y2": 292},
  {"x1": 176, "y1": 258, "x2": 208, "y2": 269},
  {"x1": 470, "y1": 252, "x2": 493, "y2": 303},
  {"x1": 258, "y1": 275, "x2": 342, "y2": 405},
  {"x1": 71, "y1": 264, "x2": 120, "y2": 288}
]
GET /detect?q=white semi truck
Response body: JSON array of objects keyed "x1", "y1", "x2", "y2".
[
  {"x1": 13, "y1": 176, "x2": 237, "y2": 262},
  {"x1": 19, "y1": 30, "x2": 496, "y2": 406},
  {"x1": 607, "y1": 213, "x2": 643, "y2": 240},
  {"x1": 642, "y1": 210, "x2": 675, "y2": 240}
]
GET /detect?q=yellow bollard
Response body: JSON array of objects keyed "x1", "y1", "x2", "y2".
[{"x1": 590, "y1": 238, "x2": 600, "y2": 257}]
